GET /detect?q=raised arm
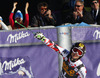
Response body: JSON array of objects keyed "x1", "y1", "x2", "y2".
[
  {"x1": 12, "y1": 2, "x2": 17, "y2": 13},
  {"x1": 9, "y1": 2, "x2": 17, "y2": 29},
  {"x1": 25, "y1": 2, "x2": 29, "y2": 14},
  {"x1": 34, "y1": 32, "x2": 70, "y2": 57},
  {"x1": 24, "y1": 2, "x2": 29, "y2": 28}
]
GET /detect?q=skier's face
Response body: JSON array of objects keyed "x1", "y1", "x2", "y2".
[{"x1": 71, "y1": 52, "x2": 80, "y2": 60}]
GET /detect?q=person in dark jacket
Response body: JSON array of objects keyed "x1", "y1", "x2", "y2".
[
  {"x1": 90, "y1": 0, "x2": 100, "y2": 25},
  {"x1": 31, "y1": 2, "x2": 56, "y2": 27},
  {"x1": 65, "y1": 0, "x2": 94, "y2": 24}
]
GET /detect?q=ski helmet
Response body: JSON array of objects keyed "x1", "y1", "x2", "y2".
[{"x1": 71, "y1": 42, "x2": 86, "y2": 59}]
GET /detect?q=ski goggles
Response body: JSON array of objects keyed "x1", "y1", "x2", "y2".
[
  {"x1": 72, "y1": 47, "x2": 83, "y2": 56},
  {"x1": 41, "y1": 7, "x2": 47, "y2": 10}
]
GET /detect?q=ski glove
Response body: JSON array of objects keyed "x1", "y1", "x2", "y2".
[{"x1": 34, "y1": 32, "x2": 46, "y2": 41}]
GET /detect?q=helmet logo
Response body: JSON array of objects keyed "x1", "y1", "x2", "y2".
[{"x1": 79, "y1": 43, "x2": 84, "y2": 49}]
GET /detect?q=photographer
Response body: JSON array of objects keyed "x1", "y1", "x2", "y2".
[{"x1": 31, "y1": 2, "x2": 56, "y2": 27}]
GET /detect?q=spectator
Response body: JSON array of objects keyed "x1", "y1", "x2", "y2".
[
  {"x1": 0, "y1": 16, "x2": 9, "y2": 30},
  {"x1": 31, "y1": 2, "x2": 56, "y2": 27},
  {"x1": 65, "y1": 0, "x2": 94, "y2": 24},
  {"x1": 9, "y1": 2, "x2": 29, "y2": 29},
  {"x1": 90, "y1": 0, "x2": 100, "y2": 25},
  {"x1": 34, "y1": 32, "x2": 87, "y2": 78}
]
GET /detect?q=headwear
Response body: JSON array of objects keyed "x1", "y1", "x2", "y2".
[
  {"x1": 0, "y1": 16, "x2": 3, "y2": 21},
  {"x1": 71, "y1": 42, "x2": 86, "y2": 59},
  {"x1": 15, "y1": 10, "x2": 23, "y2": 20}
]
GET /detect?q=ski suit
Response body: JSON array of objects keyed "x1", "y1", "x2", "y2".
[{"x1": 43, "y1": 38, "x2": 87, "y2": 78}]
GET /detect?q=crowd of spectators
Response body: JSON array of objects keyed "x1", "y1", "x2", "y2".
[{"x1": 0, "y1": 0, "x2": 100, "y2": 30}]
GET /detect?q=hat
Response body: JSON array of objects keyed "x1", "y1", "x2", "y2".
[
  {"x1": 0, "y1": 16, "x2": 3, "y2": 21},
  {"x1": 15, "y1": 10, "x2": 23, "y2": 20}
]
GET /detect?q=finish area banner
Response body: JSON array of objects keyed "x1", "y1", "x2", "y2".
[
  {"x1": 72, "y1": 26, "x2": 100, "y2": 78},
  {"x1": 0, "y1": 28, "x2": 59, "y2": 78}
]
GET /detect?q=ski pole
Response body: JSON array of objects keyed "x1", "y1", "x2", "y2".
[{"x1": 15, "y1": 20, "x2": 35, "y2": 34}]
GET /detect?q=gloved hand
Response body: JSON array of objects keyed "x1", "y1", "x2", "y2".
[{"x1": 34, "y1": 32, "x2": 46, "y2": 41}]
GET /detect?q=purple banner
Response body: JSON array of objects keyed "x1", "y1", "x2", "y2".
[
  {"x1": 72, "y1": 27, "x2": 100, "y2": 78},
  {"x1": 72, "y1": 27, "x2": 100, "y2": 42},
  {"x1": 0, "y1": 28, "x2": 59, "y2": 78},
  {"x1": 0, "y1": 28, "x2": 57, "y2": 46}
]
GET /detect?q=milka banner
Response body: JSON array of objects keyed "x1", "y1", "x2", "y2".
[
  {"x1": 0, "y1": 28, "x2": 57, "y2": 46},
  {"x1": 0, "y1": 28, "x2": 59, "y2": 78},
  {"x1": 72, "y1": 26, "x2": 100, "y2": 78},
  {"x1": 72, "y1": 26, "x2": 100, "y2": 42}
]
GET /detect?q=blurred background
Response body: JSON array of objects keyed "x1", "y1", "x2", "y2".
[{"x1": 0, "y1": 0, "x2": 96, "y2": 25}]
